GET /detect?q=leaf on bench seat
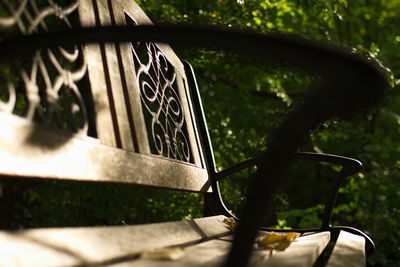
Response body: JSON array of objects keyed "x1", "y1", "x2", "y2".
[
  {"x1": 139, "y1": 247, "x2": 185, "y2": 261},
  {"x1": 223, "y1": 217, "x2": 238, "y2": 231},
  {"x1": 257, "y1": 232, "x2": 300, "y2": 251}
]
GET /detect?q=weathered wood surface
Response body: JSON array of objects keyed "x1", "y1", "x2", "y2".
[
  {"x1": 81, "y1": 0, "x2": 137, "y2": 152},
  {"x1": 103, "y1": 231, "x2": 330, "y2": 267},
  {"x1": 0, "y1": 113, "x2": 210, "y2": 192},
  {"x1": 78, "y1": 0, "x2": 117, "y2": 148},
  {"x1": 0, "y1": 216, "x2": 230, "y2": 267},
  {"x1": 326, "y1": 230, "x2": 366, "y2": 267}
]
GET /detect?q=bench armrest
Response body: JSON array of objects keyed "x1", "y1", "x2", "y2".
[
  {"x1": 294, "y1": 152, "x2": 362, "y2": 228},
  {"x1": 216, "y1": 152, "x2": 361, "y2": 180},
  {"x1": 216, "y1": 152, "x2": 361, "y2": 227}
]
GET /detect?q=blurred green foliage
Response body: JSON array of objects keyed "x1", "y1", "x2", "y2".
[{"x1": 0, "y1": 0, "x2": 399, "y2": 266}]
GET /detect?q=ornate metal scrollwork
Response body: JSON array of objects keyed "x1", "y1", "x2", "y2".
[
  {"x1": 0, "y1": 0, "x2": 88, "y2": 134},
  {"x1": 131, "y1": 41, "x2": 193, "y2": 163}
]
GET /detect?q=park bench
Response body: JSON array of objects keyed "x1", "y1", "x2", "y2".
[{"x1": 0, "y1": 0, "x2": 387, "y2": 266}]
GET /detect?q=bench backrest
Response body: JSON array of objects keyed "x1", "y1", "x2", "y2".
[{"x1": 0, "y1": 0, "x2": 210, "y2": 192}]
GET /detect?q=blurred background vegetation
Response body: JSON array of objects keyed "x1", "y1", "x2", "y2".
[{"x1": 0, "y1": 0, "x2": 399, "y2": 266}]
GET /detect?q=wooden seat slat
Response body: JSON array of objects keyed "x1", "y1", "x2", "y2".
[
  {"x1": 254, "y1": 231, "x2": 330, "y2": 267},
  {"x1": 0, "y1": 215, "x2": 230, "y2": 267},
  {"x1": 98, "y1": 231, "x2": 330, "y2": 267},
  {"x1": 90, "y1": 1, "x2": 137, "y2": 152},
  {"x1": 326, "y1": 230, "x2": 366, "y2": 267}
]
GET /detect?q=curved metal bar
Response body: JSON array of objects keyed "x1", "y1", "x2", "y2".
[
  {"x1": 214, "y1": 157, "x2": 261, "y2": 181},
  {"x1": 215, "y1": 152, "x2": 361, "y2": 182},
  {"x1": 0, "y1": 25, "x2": 387, "y2": 102},
  {"x1": 295, "y1": 152, "x2": 362, "y2": 174},
  {"x1": 294, "y1": 152, "x2": 363, "y2": 227},
  {"x1": 0, "y1": 25, "x2": 388, "y2": 267},
  {"x1": 213, "y1": 152, "x2": 362, "y2": 228}
]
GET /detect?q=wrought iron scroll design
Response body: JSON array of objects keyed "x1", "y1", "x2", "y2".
[
  {"x1": 0, "y1": 0, "x2": 88, "y2": 134},
  {"x1": 131, "y1": 41, "x2": 193, "y2": 163}
]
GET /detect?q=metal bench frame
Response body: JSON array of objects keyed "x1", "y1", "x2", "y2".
[{"x1": 0, "y1": 1, "x2": 387, "y2": 266}]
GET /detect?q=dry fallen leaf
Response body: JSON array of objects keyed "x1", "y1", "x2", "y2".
[
  {"x1": 223, "y1": 217, "x2": 237, "y2": 231},
  {"x1": 139, "y1": 247, "x2": 185, "y2": 261},
  {"x1": 257, "y1": 232, "x2": 299, "y2": 252}
]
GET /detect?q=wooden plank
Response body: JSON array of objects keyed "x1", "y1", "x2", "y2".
[
  {"x1": 255, "y1": 231, "x2": 330, "y2": 267},
  {"x1": 107, "y1": 0, "x2": 151, "y2": 155},
  {"x1": 78, "y1": 0, "x2": 117, "y2": 147},
  {"x1": 0, "y1": 113, "x2": 210, "y2": 192},
  {"x1": 114, "y1": 40, "x2": 151, "y2": 154},
  {"x1": 94, "y1": 0, "x2": 136, "y2": 152},
  {"x1": 104, "y1": 231, "x2": 330, "y2": 267},
  {"x1": 326, "y1": 230, "x2": 365, "y2": 267},
  {"x1": 0, "y1": 216, "x2": 230, "y2": 267}
]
